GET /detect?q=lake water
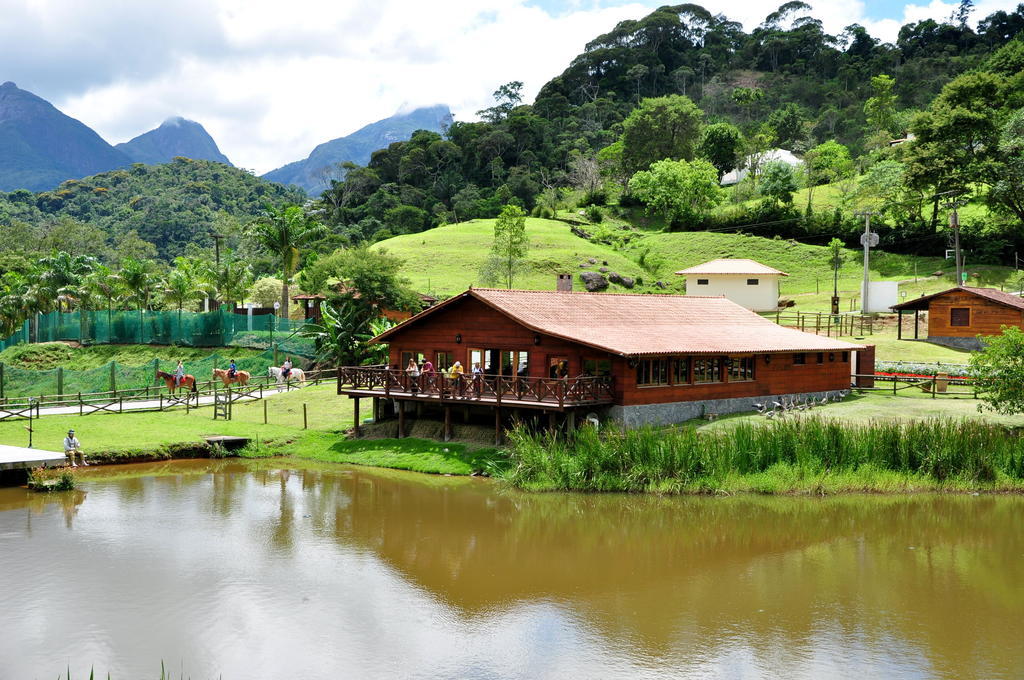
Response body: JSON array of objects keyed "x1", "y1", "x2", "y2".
[{"x1": 1, "y1": 460, "x2": 1022, "y2": 679}]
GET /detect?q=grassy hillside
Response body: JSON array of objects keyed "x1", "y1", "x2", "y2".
[
  {"x1": 378, "y1": 218, "x2": 1017, "y2": 314},
  {"x1": 373, "y1": 218, "x2": 650, "y2": 296},
  {"x1": 0, "y1": 342, "x2": 267, "y2": 370}
]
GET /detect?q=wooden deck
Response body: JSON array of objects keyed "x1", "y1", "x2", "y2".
[
  {"x1": 338, "y1": 367, "x2": 614, "y2": 411},
  {"x1": 0, "y1": 445, "x2": 66, "y2": 471}
]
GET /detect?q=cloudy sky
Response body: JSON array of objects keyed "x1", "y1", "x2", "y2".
[{"x1": 1, "y1": 0, "x2": 1019, "y2": 174}]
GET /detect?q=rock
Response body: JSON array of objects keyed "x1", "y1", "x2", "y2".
[
  {"x1": 608, "y1": 272, "x2": 635, "y2": 288},
  {"x1": 932, "y1": 271, "x2": 944, "y2": 277},
  {"x1": 580, "y1": 271, "x2": 609, "y2": 292},
  {"x1": 599, "y1": 266, "x2": 609, "y2": 273},
  {"x1": 602, "y1": 261, "x2": 608, "y2": 266},
  {"x1": 655, "y1": 280, "x2": 666, "y2": 289},
  {"x1": 579, "y1": 263, "x2": 589, "y2": 268},
  {"x1": 588, "y1": 257, "x2": 597, "y2": 264}
]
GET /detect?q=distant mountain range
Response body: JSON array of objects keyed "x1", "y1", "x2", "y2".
[
  {"x1": 262, "y1": 104, "x2": 452, "y2": 194},
  {"x1": 0, "y1": 81, "x2": 132, "y2": 192},
  {"x1": 0, "y1": 82, "x2": 229, "y2": 192},
  {"x1": 0, "y1": 81, "x2": 450, "y2": 194},
  {"x1": 116, "y1": 116, "x2": 231, "y2": 167}
]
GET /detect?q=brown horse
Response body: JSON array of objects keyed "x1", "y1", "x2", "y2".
[
  {"x1": 213, "y1": 368, "x2": 251, "y2": 387},
  {"x1": 156, "y1": 370, "x2": 198, "y2": 394}
]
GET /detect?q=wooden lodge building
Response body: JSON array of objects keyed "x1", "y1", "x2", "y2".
[
  {"x1": 339, "y1": 287, "x2": 872, "y2": 441},
  {"x1": 890, "y1": 286, "x2": 1024, "y2": 350}
]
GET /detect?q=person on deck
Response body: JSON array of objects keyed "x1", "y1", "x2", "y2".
[
  {"x1": 421, "y1": 359, "x2": 435, "y2": 389},
  {"x1": 63, "y1": 429, "x2": 87, "y2": 467},
  {"x1": 228, "y1": 359, "x2": 237, "y2": 379},
  {"x1": 449, "y1": 361, "x2": 464, "y2": 379},
  {"x1": 472, "y1": 363, "x2": 483, "y2": 375},
  {"x1": 282, "y1": 356, "x2": 292, "y2": 380},
  {"x1": 174, "y1": 360, "x2": 185, "y2": 387}
]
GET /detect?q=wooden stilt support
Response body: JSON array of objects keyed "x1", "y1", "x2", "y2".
[
  {"x1": 372, "y1": 397, "x2": 380, "y2": 422},
  {"x1": 567, "y1": 410, "x2": 577, "y2": 432},
  {"x1": 897, "y1": 309, "x2": 903, "y2": 340},
  {"x1": 444, "y1": 405, "x2": 452, "y2": 442},
  {"x1": 494, "y1": 407, "x2": 502, "y2": 446},
  {"x1": 353, "y1": 397, "x2": 360, "y2": 437},
  {"x1": 398, "y1": 402, "x2": 406, "y2": 438},
  {"x1": 548, "y1": 411, "x2": 557, "y2": 433}
]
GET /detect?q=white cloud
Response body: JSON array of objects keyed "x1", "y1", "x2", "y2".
[{"x1": 2, "y1": 0, "x2": 1021, "y2": 174}]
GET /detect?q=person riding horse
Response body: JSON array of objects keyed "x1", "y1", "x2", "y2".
[
  {"x1": 228, "y1": 359, "x2": 237, "y2": 380},
  {"x1": 282, "y1": 356, "x2": 292, "y2": 380},
  {"x1": 174, "y1": 360, "x2": 185, "y2": 388}
]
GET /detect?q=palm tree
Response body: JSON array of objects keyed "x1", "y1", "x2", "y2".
[
  {"x1": 36, "y1": 251, "x2": 97, "y2": 312},
  {"x1": 246, "y1": 204, "x2": 327, "y2": 320},
  {"x1": 208, "y1": 252, "x2": 253, "y2": 309},
  {"x1": 162, "y1": 269, "x2": 199, "y2": 317},
  {"x1": 117, "y1": 259, "x2": 155, "y2": 342}
]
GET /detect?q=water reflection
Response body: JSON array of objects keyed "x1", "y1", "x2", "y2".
[{"x1": 0, "y1": 460, "x2": 1021, "y2": 679}]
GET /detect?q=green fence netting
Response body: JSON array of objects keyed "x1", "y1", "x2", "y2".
[
  {"x1": 5, "y1": 308, "x2": 314, "y2": 356},
  {"x1": 0, "y1": 348, "x2": 303, "y2": 399}
]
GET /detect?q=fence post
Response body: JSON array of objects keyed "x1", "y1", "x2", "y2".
[
  {"x1": 0, "y1": 362, "x2": 4, "y2": 400},
  {"x1": 303, "y1": 403, "x2": 308, "y2": 430},
  {"x1": 56, "y1": 367, "x2": 63, "y2": 398},
  {"x1": 153, "y1": 358, "x2": 160, "y2": 386},
  {"x1": 273, "y1": 342, "x2": 279, "y2": 366},
  {"x1": 110, "y1": 361, "x2": 117, "y2": 393},
  {"x1": 263, "y1": 399, "x2": 268, "y2": 425}
]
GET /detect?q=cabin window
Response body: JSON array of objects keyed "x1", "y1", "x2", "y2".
[
  {"x1": 950, "y1": 307, "x2": 971, "y2": 327},
  {"x1": 583, "y1": 358, "x2": 612, "y2": 377},
  {"x1": 747, "y1": 278, "x2": 759, "y2": 286},
  {"x1": 435, "y1": 351, "x2": 454, "y2": 370},
  {"x1": 729, "y1": 356, "x2": 756, "y2": 382},
  {"x1": 673, "y1": 357, "x2": 691, "y2": 384},
  {"x1": 841, "y1": 352, "x2": 849, "y2": 363},
  {"x1": 693, "y1": 357, "x2": 722, "y2": 383},
  {"x1": 793, "y1": 353, "x2": 806, "y2": 365},
  {"x1": 636, "y1": 358, "x2": 669, "y2": 386},
  {"x1": 400, "y1": 351, "x2": 425, "y2": 369},
  {"x1": 549, "y1": 357, "x2": 569, "y2": 379},
  {"x1": 816, "y1": 352, "x2": 824, "y2": 364},
  {"x1": 696, "y1": 278, "x2": 709, "y2": 285}
]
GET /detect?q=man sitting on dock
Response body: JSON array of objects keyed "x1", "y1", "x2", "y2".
[{"x1": 63, "y1": 429, "x2": 87, "y2": 468}]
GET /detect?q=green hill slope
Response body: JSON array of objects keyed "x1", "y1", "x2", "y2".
[
  {"x1": 377, "y1": 217, "x2": 1018, "y2": 313},
  {"x1": 372, "y1": 218, "x2": 650, "y2": 296}
]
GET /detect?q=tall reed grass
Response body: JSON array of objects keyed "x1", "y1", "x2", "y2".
[{"x1": 501, "y1": 419, "x2": 1024, "y2": 493}]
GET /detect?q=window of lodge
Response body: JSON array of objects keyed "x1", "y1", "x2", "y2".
[
  {"x1": 793, "y1": 353, "x2": 806, "y2": 365},
  {"x1": 729, "y1": 356, "x2": 755, "y2": 382},
  {"x1": 950, "y1": 308, "x2": 970, "y2": 327},
  {"x1": 693, "y1": 357, "x2": 721, "y2": 383},
  {"x1": 583, "y1": 358, "x2": 612, "y2": 376},
  {"x1": 636, "y1": 358, "x2": 669, "y2": 386},
  {"x1": 673, "y1": 357, "x2": 691, "y2": 384}
]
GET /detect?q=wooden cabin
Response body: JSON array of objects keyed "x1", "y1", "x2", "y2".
[
  {"x1": 891, "y1": 286, "x2": 1024, "y2": 350},
  {"x1": 292, "y1": 290, "x2": 438, "y2": 323},
  {"x1": 338, "y1": 288, "x2": 872, "y2": 441}
]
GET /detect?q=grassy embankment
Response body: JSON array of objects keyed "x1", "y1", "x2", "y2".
[
  {"x1": 502, "y1": 418, "x2": 1024, "y2": 495},
  {"x1": 0, "y1": 384, "x2": 496, "y2": 475},
  {"x1": 0, "y1": 342, "x2": 267, "y2": 370}
]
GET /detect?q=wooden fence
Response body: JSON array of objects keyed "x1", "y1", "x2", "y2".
[{"x1": 773, "y1": 311, "x2": 875, "y2": 337}]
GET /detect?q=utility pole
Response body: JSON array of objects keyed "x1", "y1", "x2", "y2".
[
  {"x1": 942, "y1": 198, "x2": 967, "y2": 285},
  {"x1": 855, "y1": 211, "x2": 878, "y2": 313},
  {"x1": 212, "y1": 233, "x2": 225, "y2": 310}
]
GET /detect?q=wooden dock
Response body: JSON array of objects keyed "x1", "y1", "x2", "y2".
[{"x1": 0, "y1": 444, "x2": 66, "y2": 471}]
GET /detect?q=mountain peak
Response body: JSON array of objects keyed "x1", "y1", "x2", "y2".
[
  {"x1": 1, "y1": 81, "x2": 17, "y2": 89},
  {"x1": 116, "y1": 118, "x2": 231, "y2": 167},
  {"x1": 262, "y1": 104, "x2": 452, "y2": 194}
]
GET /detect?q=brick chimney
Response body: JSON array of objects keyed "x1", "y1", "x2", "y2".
[{"x1": 556, "y1": 274, "x2": 573, "y2": 292}]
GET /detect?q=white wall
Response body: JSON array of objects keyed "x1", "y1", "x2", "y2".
[
  {"x1": 685, "y1": 274, "x2": 781, "y2": 311},
  {"x1": 860, "y1": 281, "x2": 898, "y2": 313}
]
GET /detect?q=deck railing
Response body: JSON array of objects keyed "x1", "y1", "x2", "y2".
[{"x1": 338, "y1": 367, "x2": 614, "y2": 407}]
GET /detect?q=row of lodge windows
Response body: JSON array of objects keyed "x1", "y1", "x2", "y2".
[
  {"x1": 695, "y1": 279, "x2": 760, "y2": 286},
  {"x1": 635, "y1": 356, "x2": 757, "y2": 387},
  {"x1": 636, "y1": 352, "x2": 850, "y2": 386}
]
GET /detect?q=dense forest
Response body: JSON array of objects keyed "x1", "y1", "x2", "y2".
[{"x1": 315, "y1": 1, "x2": 1024, "y2": 258}]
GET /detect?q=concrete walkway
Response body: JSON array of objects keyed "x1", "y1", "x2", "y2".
[{"x1": 0, "y1": 444, "x2": 65, "y2": 470}]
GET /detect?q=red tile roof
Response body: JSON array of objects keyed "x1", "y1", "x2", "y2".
[
  {"x1": 374, "y1": 288, "x2": 863, "y2": 357},
  {"x1": 891, "y1": 286, "x2": 1024, "y2": 312},
  {"x1": 675, "y1": 258, "x2": 789, "y2": 276}
]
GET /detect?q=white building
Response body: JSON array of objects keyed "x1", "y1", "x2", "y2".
[
  {"x1": 721, "y1": 148, "x2": 802, "y2": 186},
  {"x1": 675, "y1": 259, "x2": 788, "y2": 312}
]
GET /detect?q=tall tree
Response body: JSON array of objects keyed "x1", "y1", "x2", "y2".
[
  {"x1": 630, "y1": 159, "x2": 724, "y2": 226},
  {"x1": 246, "y1": 204, "x2": 327, "y2": 320},
  {"x1": 699, "y1": 123, "x2": 744, "y2": 179},
  {"x1": 482, "y1": 204, "x2": 529, "y2": 289},
  {"x1": 620, "y1": 95, "x2": 705, "y2": 176}
]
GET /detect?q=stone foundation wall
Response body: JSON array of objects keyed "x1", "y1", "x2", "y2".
[
  {"x1": 606, "y1": 389, "x2": 848, "y2": 428},
  {"x1": 926, "y1": 336, "x2": 984, "y2": 351}
]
